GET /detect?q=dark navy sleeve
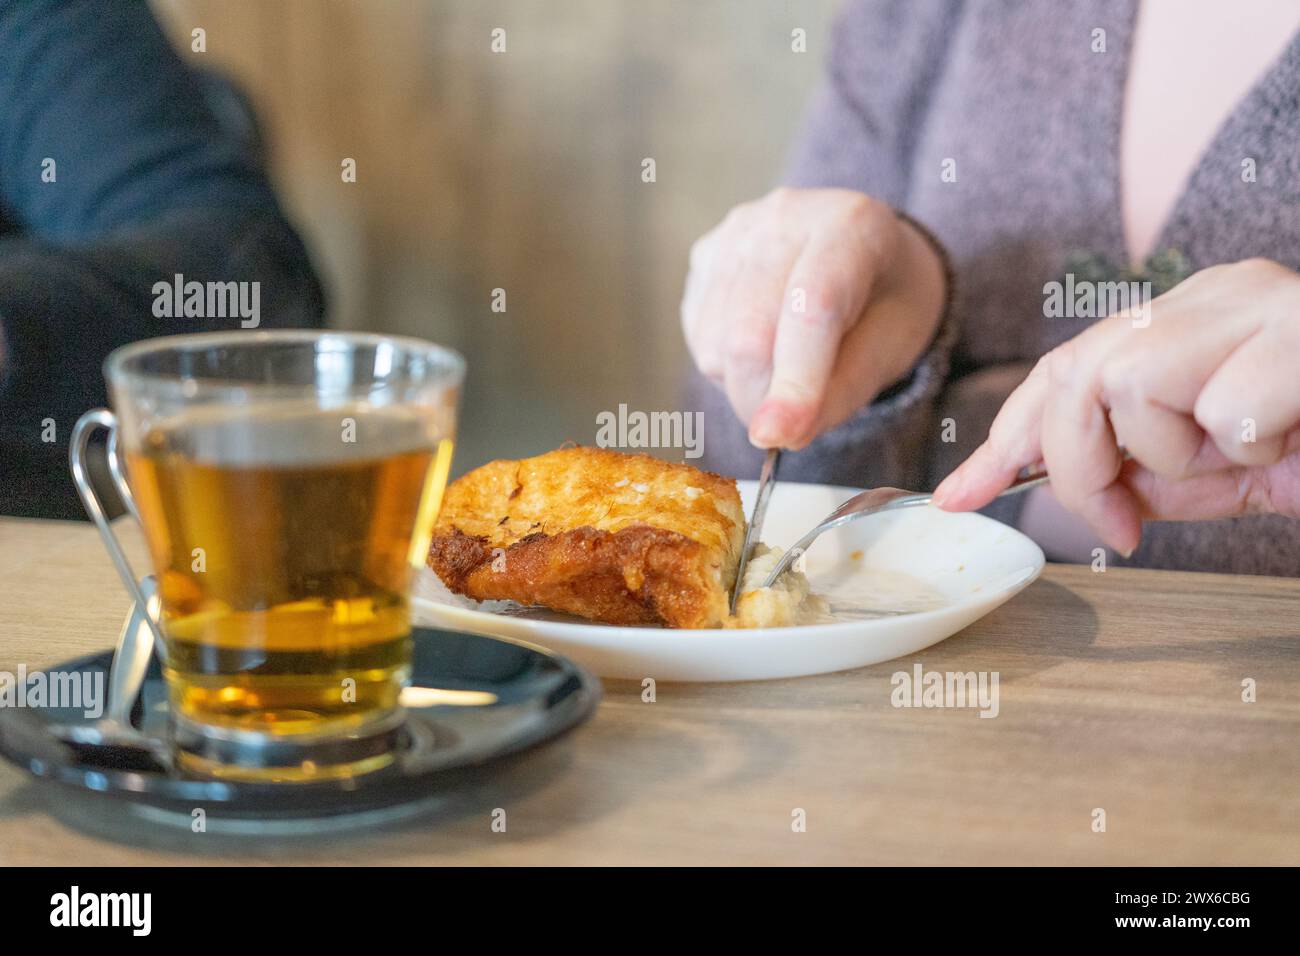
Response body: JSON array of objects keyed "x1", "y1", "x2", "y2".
[{"x1": 0, "y1": 0, "x2": 325, "y2": 517}]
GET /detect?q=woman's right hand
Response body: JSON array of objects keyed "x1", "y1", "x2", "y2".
[{"x1": 681, "y1": 187, "x2": 948, "y2": 450}]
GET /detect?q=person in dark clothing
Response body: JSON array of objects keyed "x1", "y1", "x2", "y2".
[{"x1": 0, "y1": 0, "x2": 326, "y2": 519}]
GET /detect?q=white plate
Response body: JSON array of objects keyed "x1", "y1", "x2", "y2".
[{"x1": 412, "y1": 480, "x2": 1045, "y2": 682}]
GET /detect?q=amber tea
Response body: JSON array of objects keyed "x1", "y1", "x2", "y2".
[{"x1": 126, "y1": 404, "x2": 452, "y2": 774}]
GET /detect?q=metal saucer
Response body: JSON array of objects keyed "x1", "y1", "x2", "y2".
[{"x1": 0, "y1": 627, "x2": 600, "y2": 828}]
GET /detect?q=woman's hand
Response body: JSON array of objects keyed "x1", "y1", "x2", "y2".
[
  {"x1": 933, "y1": 258, "x2": 1300, "y2": 554},
  {"x1": 681, "y1": 188, "x2": 946, "y2": 449}
]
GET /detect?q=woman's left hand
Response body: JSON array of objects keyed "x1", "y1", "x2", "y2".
[{"x1": 933, "y1": 258, "x2": 1300, "y2": 555}]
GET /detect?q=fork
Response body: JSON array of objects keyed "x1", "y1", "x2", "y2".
[{"x1": 758, "y1": 465, "x2": 1053, "y2": 588}]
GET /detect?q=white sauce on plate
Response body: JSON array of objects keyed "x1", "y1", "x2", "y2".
[{"x1": 811, "y1": 567, "x2": 950, "y2": 622}]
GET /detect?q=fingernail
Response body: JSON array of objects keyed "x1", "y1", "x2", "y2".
[
  {"x1": 749, "y1": 418, "x2": 779, "y2": 449},
  {"x1": 932, "y1": 471, "x2": 962, "y2": 507},
  {"x1": 749, "y1": 402, "x2": 786, "y2": 449}
]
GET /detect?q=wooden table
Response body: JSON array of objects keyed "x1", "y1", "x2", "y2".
[{"x1": 1, "y1": 515, "x2": 1297, "y2": 866}]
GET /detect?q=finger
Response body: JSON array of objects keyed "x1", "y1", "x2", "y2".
[
  {"x1": 680, "y1": 229, "x2": 726, "y2": 383},
  {"x1": 931, "y1": 360, "x2": 1050, "y2": 510},
  {"x1": 1099, "y1": 296, "x2": 1263, "y2": 475},
  {"x1": 1106, "y1": 399, "x2": 1210, "y2": 479},
  {"x1": 1040, "y1": 389, "x2": 1143, "y2": 555},
  {"x1": 748, "y1": 229, "x2": 872, "y2": 448},
  {"x1": 1038, "y1": 332, "x2": 1142, "y2": 553},
  {"x1": 1119, "y1": 456, "x2": 1269, "y2": 521},
  {"x1": 804, "y1": 218, "x2": 946, "y2": 440},
  {"x1": 802, "y1": 290, "x2": 925, "y2": 441},
  {"x1": 1129, "y1": 427, "x2": 1300, "y2": 520},
  {"x1": 685, "y1": 205, "x2": 760, "y2": 387},
  {"x1": 1194, "y1": 322, "x2": 1300, "y2": 467},
  {"x1": 681, "y1": 232, "x2": 716, "y2": 329},
  {"x1": 720, "y1": 232, "x2": 804, "y2": 426}
]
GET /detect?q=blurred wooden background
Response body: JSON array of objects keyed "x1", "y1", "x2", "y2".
[{"x1": 151, "y1": 0, "x2": 837, "y2": 471}]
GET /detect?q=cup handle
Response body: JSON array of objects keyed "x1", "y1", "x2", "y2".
[
  {"x1": 70, "y1": 409, "x2": 165, "y2": 653},
  {"x1": 106, "y1": 424, "x2": 142, "y2": 523}
]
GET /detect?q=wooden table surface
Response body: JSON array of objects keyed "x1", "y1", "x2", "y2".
[{"x1": 1, "y1": 515, "x2": 1297, "y2": 866}]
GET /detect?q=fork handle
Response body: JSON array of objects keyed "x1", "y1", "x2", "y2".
[
  {"x1": 999, "y1": 450, "x2": 1133, "y2": 496},
  {"x1": 758, "y1": 454, "x2": 1129, "y2": 590},
  {"x1": 1000, "y1": 464, "x2": 1052, "y2": 496}
]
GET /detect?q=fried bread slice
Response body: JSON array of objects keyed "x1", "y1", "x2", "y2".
[{"x1": 427, "y1": 447, "x2": 744, "y2": 628}]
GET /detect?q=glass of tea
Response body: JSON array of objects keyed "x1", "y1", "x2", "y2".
[{"x1": 70, "y1": 331, "x2": 462, "y2": 781}]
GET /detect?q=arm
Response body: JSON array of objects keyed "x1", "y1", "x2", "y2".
[
  {"x1": 684, "y1": 0, "x2": 963, "y2": 487},
  {"x1": 0, "y1": 0, "x2": 324, "y2": 516},
  {"x1": 0, "y1": 0, "x2": 325, "y2": 400}
]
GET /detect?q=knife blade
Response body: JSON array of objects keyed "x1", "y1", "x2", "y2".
[{"x1": 729, "y1": 447, "x2": 781, "y2": 615}]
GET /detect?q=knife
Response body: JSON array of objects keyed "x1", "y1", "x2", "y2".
[{"x1": 729, "y1": 447, "x2": 781, "y2": 614}]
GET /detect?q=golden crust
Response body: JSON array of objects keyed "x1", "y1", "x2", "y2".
[{"x1": 427, "y1": 447, "x2": 744, "y2": 628}]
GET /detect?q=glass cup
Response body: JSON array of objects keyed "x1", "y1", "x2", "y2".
[{"x1": 70, "y1": 331, "x2": 463, "y2": 782}]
